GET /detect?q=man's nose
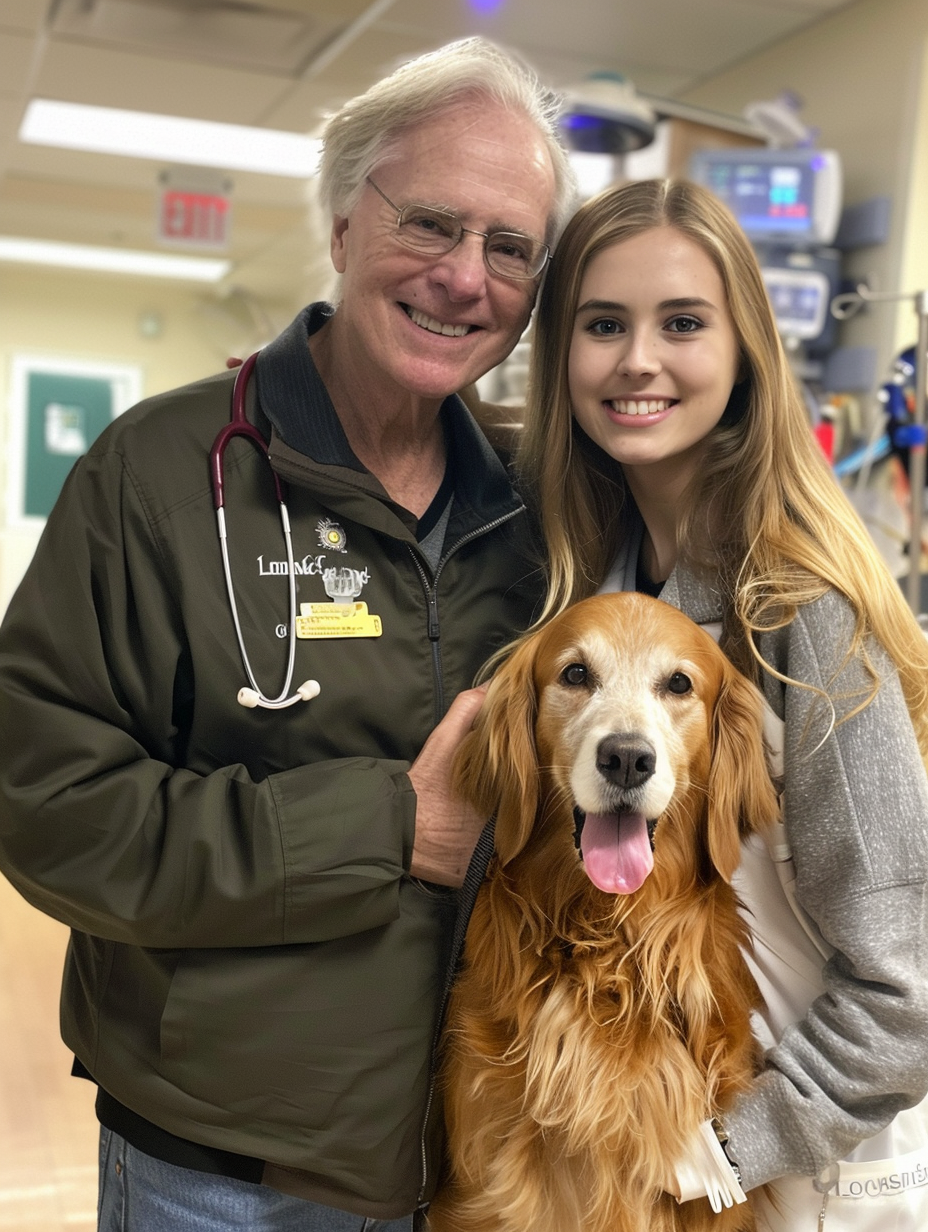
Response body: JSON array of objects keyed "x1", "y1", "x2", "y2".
[{"x1": 429, "y1": 231, "x2": 489, "y2": 298}]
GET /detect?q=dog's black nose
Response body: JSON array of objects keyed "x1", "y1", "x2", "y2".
[{"x1": 595, "y1": 734, "x2": 656, "y2": 789}]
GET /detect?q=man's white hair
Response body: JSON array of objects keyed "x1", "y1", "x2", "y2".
[{"x1": 317, "y1": 37, "x2": 577, "y2": 245}]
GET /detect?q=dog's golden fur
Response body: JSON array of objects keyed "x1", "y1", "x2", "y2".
[{"x1": 429, "y1": 593, "x2": 779, "y2": 1232}]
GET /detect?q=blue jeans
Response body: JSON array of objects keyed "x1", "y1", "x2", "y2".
[{"x1": 98, "y1": 1129, "x2": 415, "y2": 1231}]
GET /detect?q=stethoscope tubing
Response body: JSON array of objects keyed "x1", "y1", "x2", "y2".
[{"x1": 210, "y1": 353, "x2": 318, "y2": 710}]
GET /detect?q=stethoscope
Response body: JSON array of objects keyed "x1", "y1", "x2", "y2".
[{"x1": 209, "y1": 351, "x2": 320, "y2": 710}]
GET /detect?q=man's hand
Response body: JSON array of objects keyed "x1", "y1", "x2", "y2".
[{"x1": 408, "y1": 686, "x2": 488, "y2": 887}]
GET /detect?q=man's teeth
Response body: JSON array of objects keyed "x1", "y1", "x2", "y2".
[
  {"x1": 406, "y1": 307, "x2": 470, "y2": 337},
  {"x1": 609, "y1": 399, "x2": 673, "y2": 415}
]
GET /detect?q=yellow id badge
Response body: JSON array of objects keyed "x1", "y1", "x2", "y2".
[{"x1": 295, "y1": 601, "x2": 383, "y2": 639}]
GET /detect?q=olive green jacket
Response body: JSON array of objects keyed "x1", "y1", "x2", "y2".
[{"x1": 0, "y1": 353, "x2": 542, "y2": 1218}]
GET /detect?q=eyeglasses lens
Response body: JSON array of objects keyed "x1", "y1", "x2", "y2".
[{"x1": 395, "y1": 205, "x2": 546, "y2": 279}]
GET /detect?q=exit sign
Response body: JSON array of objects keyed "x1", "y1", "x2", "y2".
[{"x1": 159, "y1": 188, "x2": 230, "y2": 249}]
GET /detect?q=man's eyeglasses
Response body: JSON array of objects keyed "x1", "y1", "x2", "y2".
[{"x1": 366, "y1": 177, "x2": 550, "y2": 281}]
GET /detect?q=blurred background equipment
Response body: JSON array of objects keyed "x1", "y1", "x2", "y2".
[{"x1": 560, "y1": 72, "x2": 657, "y2": 154}]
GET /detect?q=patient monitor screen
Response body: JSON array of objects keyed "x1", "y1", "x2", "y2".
[{"x1": 689, "y1": 148, "x2": 842, "y2": 247}]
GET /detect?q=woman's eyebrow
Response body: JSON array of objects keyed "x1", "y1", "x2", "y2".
[
  {"x1": 575, "y1": 296, "x2": 718, "y2": 314},
  {"x1": 575, "y1": 298, "x2": 626, "y2": 314},
  {"x1": 658, "y1": 296, "x2": 717, "y2": 311}
]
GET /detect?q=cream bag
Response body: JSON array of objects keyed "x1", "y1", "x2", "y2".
[{"x1": 732, "y1": 703, "x2": 928, "y2": 1231}]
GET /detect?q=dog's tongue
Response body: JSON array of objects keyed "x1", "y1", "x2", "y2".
[{"x1": 580, "y1": 812, "x2": 654, "y2": 894}]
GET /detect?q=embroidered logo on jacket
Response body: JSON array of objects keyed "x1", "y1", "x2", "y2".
[{"x1": 316, "y1": 518, "x2": 347, "y2": 553}]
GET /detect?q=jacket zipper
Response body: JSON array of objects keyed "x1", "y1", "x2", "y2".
[
  {"x1": 412, "y1": 506, "x2": 525, "y2": 1205},
  {"x1": 405, "y1": 507, "x2": 523, "y2": 728}
]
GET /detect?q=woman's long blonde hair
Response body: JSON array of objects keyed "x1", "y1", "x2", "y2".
[{"x1": 519, "y1": 177, "x2": 928, "y2": 761}]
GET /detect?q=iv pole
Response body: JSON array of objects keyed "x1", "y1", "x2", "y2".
[{"x1": 830, "y1": 285, "x2": 928, "y2": 614}]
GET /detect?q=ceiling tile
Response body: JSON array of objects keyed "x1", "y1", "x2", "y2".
[
  {"x1": 0, "y1": 0, "x2": 49, "y2": 34},
  {"x1": 0, "y1": 0, "x2": 864, "y2": 305},
  {"x1": 0, "y1": 30, "x2": 44, "y2": 102}
]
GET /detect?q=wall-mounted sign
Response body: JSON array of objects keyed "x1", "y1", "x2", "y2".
[
  {"x1": 159, "y1": 188, "x2": 231, "y2": 248},
  {"x1": 157, "y1": 166, "x2": 233, "y2": 251},
  {"x1": 7, "y1": 356, "x2": 142, "y2": 525}
]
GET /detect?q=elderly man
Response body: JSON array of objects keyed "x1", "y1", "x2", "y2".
[{"x1": 0, "y1": 36, "x2": 575, "y2": 1232}]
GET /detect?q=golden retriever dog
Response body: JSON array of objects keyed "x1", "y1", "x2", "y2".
[{"x1": 429, "y1": 592, "x2": 779, "y2": 1232}]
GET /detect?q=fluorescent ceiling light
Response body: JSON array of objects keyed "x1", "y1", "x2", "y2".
[
  {"x1": 20, "y1": 99, "x2": 321, "y2": 178},
  {"x1": 0, "y1": 236, "x2": 231, "y2": 281}
]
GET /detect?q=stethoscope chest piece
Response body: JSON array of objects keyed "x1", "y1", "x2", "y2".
[{"x1": 237, "y1": 679, "x2": 321, "y2": 710}]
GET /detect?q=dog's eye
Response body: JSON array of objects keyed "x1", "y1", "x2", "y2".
[
  {"x1": 561, "y1": 663, "x2": 588, "y2": 687},
  {"x1": 667, "y1": 672, "x2": 693, "y2": 695}
]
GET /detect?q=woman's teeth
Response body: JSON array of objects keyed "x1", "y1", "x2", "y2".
[{"x1": 609, "y1": 399, "x2": 673, "y2": 416}]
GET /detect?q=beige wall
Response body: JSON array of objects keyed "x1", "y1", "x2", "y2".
[
  {"x1": 680, "y1": 0, "x2": 928, "y2": 379},
  {"x1": 897, "y1": 36, "x2": 928, "y2": 355},
  {"x1": 0, "y1": 262, "x2": 300, "y2": 608}
]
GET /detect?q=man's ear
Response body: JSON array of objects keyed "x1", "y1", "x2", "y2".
[{"x1": 331, "y1": 215, "x2": 349, "y2": 274}]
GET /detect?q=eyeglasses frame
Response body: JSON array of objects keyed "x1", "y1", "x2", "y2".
[{"x1": 365, "y1": 176, "x2": 550, "y2": 281}]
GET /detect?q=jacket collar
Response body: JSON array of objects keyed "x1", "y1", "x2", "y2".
[{"x1": 255, "y1": 303, "x2": 526, "y2": 542}]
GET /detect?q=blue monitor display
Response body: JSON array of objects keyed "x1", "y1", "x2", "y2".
[{"x1": 689, "y1": 148, "x2": 842, "y2": 247}]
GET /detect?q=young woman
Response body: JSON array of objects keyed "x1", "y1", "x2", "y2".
[{"x1": 518, "y1": 177, "x2": 928, "y2": 1230}]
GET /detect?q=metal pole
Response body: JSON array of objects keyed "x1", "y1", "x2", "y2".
[
  {"x1": 906, "y1": 293, "x2": 928, "y2": 614},
  {"x1": 831, "y1": 284, "x2": 928, "y2": 614}
]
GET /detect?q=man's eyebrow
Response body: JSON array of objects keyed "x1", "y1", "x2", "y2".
[{"x1": 414, "y1": 197, "x2": 540, "y2": 240}]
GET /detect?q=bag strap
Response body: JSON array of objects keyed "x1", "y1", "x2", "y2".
[
  {"x1": 703, "y1": 620, "x2": 832, "y2": 962},
  {"x1": 758, "y1": 707, "x2": 834, "y2": 964}
]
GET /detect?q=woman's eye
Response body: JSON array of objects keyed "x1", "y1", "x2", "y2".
[
  {"x1": 588, "y1": 318, "x2": 622, "y2": 337},
  {"x1": 561, "y1": 663, "x2": 588, "y2": 686},
  {"x1": 667, "y1": 672, "x2": 693, "y2": 695},
  {"x1": 666, "y1": 315, "x2": 702, "y2": 334}
]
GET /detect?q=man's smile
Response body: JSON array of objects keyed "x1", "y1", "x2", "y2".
[{"x1": 403, "y1": 304, "x2": 477, "y2": 337}]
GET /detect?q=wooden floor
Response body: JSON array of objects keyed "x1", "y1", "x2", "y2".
[{"x1": 0, "y1": 874, "x2": 97, "y2": 1231}]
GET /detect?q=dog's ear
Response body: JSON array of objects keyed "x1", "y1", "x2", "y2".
[
  {"x1": 706, "y1": 663, "x2": 780, "y2": 882},
  {"x1": 452, "y1": 635, "x2": 541, "y2": 865}
]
